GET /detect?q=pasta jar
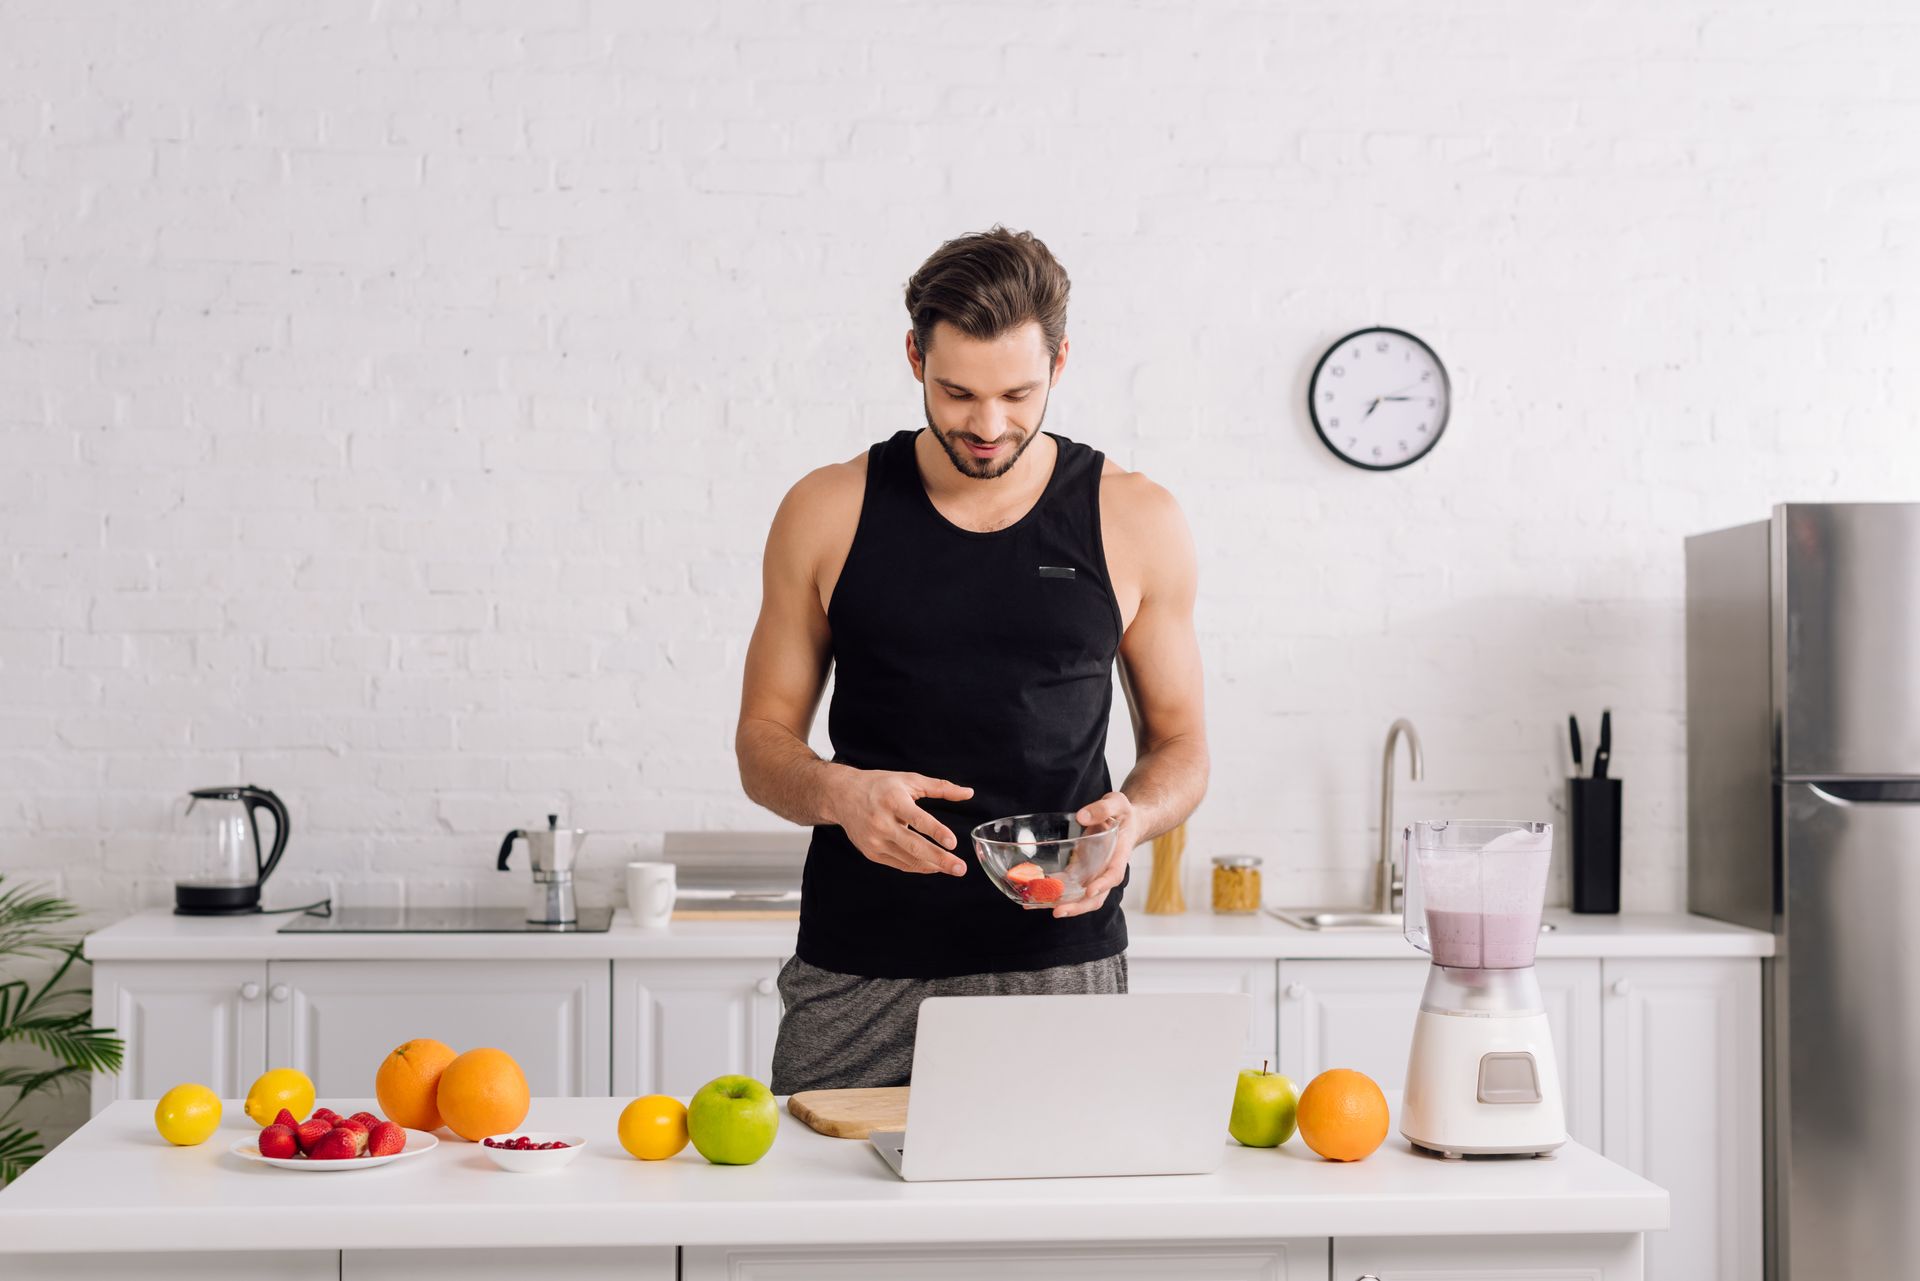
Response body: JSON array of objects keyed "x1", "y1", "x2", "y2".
[{"x1": 1210, "y1": 855, "x2": 1262, "y2": 914}]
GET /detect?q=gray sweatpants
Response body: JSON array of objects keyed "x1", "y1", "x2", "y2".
[{"x1": 769, "y1": 952, "x2": 1129, "y2": 1094}]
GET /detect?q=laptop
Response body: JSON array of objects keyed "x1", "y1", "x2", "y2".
[{"x1": 869, "y1": 991, "x2": 1251, "y2": 1182}]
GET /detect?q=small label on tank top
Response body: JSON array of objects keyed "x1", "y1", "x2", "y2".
[{"x1": 1037, "y1": 565, "x2": 1077, "y2": 579}]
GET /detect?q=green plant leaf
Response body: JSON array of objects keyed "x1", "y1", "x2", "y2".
[
  {"x1": 0, "y1": 1126, "x2": 45, "y2": 1187},
  {"x1": 7, "y1": 1023, "x2": 124, "y2": 1075},
  {"x1": 0, "y1": 878, "x2": 80, "y2": 959},
  {"x1": 0, "y1": 1065, "x2": 84, "y2": 1123}
]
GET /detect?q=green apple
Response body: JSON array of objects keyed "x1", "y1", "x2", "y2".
[
  {"x1": 687, "y1": 1074, "x2": 780, "y2": 1165},
  {"x1": 1228, "y1": 1063, "x2": 1298, "y2": 1148}
]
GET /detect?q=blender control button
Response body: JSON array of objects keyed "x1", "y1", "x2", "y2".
[{"x1": 1476, "y1": 1051, "x2": 1542, "y2": 1105}]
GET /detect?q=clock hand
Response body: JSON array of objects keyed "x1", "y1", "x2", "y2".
[{"x1": 1365, "y1": 398, "x2": 1379, "y2": 418}]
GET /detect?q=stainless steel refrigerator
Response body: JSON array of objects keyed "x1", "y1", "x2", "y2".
[{"x1": 1687, "y1": 502, "x2": 1920, "y2": 1279}]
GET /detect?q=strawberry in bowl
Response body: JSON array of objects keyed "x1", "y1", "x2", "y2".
[{"x1": 972, "y1": 813, "x2": 1121, "y2": 910}]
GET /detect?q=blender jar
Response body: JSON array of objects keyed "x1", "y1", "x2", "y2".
[{"x1": 1402, "y1": 820, "x2": 1552, "y2": 969}]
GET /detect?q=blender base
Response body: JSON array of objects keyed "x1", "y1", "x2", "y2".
[{"x1": 1401, "y1": 1006, "x2": 1568, "y2": 1160}]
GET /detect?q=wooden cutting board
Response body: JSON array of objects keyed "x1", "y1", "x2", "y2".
[{"x1": 787, "y1": 1087, "x2": 909, "y2": 1139}]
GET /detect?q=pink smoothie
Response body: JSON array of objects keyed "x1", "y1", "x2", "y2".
[{"x1": 1425, "y1": 909, "x2": 1539, "y2": 969}]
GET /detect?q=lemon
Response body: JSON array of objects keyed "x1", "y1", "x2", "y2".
[
  {"x1": 154, "y1": 1083, "x2": 222, "y2": 1146},
  {"x1": 243, "y1": 1067, "x2": 316, "y2": 1127},
  {"x1": 617, "y1": 1094, "x2": 689, "y2": 1161}
]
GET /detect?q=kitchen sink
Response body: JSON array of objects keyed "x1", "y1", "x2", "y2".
[
  {"x1": 1269, "y1": 908, "x2": 1557, "y2": 933},
  {"x1": 1268, "y1": 908, "x2": 1403, "y2": 930}
]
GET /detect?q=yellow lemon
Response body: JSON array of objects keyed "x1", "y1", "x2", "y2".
[
  {"x1": 243, "y1": 1067, "x2": 316, "y2": 1127},
  {"x1": 154, "y1": 1083, "x2": 222, "y2": 1146},
  {"x1": 617, "y1": 1094, "x2": 689, "y2": 1161}
]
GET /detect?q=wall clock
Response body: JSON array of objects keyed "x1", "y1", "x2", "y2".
[{"x1": 1308, "y1": 327, "x2": 1450, "y2": 471}]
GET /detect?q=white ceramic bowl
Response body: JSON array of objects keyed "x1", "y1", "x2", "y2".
[{"x1": 477, "y1": 1131, "x2": 587, "y2": 1173}]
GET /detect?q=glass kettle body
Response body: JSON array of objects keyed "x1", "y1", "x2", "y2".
[{"x1": 175, "y1": 785, "x2": 290, "y2": 916}]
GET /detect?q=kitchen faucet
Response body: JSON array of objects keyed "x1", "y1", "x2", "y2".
[{"x1": 1374, "y1": 718, "x2": 1424, "y2": 914}]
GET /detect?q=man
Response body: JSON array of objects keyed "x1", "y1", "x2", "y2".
[{"x1": 735, "y1": 226, "x2": 1208, "y2": 1093}]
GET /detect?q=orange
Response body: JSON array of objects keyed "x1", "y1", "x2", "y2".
[
  {"x1": 1295, "y1": 1068, "x2": 1390, "y2": 1162},
  {"x1": 376, "y1": 1038, "x2": 459, "y2": 1132},
  {"x1": 435, "y1": 1047, "x2": 530, "y2": 1142},
  {"x1": 617, "y1": 1095, "x2": 690, "y2": 1161}
]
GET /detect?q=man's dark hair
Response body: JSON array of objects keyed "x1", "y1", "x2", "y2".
[{"x1": 904, "y1": 226, "x2": 1071, "y2": 364}]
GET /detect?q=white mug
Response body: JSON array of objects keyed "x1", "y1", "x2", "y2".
[{"x1": 626, "y1": 861, "x2": 677, "y2": 930}]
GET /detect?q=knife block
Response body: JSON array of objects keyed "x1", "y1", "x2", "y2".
[{"x1": 1567, "y1": 776, "x2": 1623, "y2": 914}]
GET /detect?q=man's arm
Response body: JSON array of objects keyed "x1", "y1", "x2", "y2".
[
  {"x1": 735, "y1": 468, "x2": 847, "y2": 828},
  {"x1": 734, "y1": 465, "x2": 973, "y2": 875},
  {"x1": 1053, "y1": 475, "x2": 1208, "y2": 917}
]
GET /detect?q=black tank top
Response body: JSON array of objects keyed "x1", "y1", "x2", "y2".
[{"x1": 796, "y1": 429, "x2": 1129, "y2": 980}]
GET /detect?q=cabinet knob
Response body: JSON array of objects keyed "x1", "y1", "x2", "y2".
[
  {"x1": 1284, "y1": 982, "x2": 1307, "y2": 1001},
  {"x1": 756, "y1": 977, "x2": 775, "y2": 995},
  {"x1": 1611, "y1": 979, "x2": 1632, "y2": 997},
  {"x1": 239, "y1": 982, "x2": 261, "y2": 1000},
  {"x1": 269, "y1": 984, "x2": 291, "y2": 1002}
]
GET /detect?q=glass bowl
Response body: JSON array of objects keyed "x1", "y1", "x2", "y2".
[{"x1": 972, "y1": 812, "x2": 1122, "y2": 909}]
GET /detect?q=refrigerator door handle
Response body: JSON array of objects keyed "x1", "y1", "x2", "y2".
[{"x1": 1806, "y1": 780, "x2": 1920, "y2": 806}]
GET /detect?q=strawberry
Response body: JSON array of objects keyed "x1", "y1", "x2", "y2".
[
  {"x1": 1026, "y1": 877, "x2": 1064, "y2": 903},
  {"x1": 347, "y1": 1111, "x2": 381, "y2": 1130},
  {"x1": 308, "y1": 1128, "x2": 362, "y2": 1161},
  {"x1": 1004, "y1": 862, "x2": 1044, "y2": 884},
  {"x1": 367, "y1": 1121, "x2": 405, "y2": 1157},
  {"x1": 296, "y1": 1118, "x2": 333, "y2": 1155},
  {"x1": 271, "y1": 1108, "x2": 300, "y2": 1130},
  {"x1": 311, "y1": 1107, "x2": 341, "y2": 1126},
  {"x1": 334, "y1": 1118, "x2": 369, "y2": 1135},
  {"x1": 257, "y1": 1124, "x2": 298, "y2": 1159}
]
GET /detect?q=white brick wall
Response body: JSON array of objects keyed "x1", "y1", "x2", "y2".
[{"x1": 4, "y1": 0, "x2": 1920, "y2": 930}]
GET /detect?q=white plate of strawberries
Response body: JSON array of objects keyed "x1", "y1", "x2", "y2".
[{"x1": 232, "y1": 1106, "x2": 439, "y2": 1171}]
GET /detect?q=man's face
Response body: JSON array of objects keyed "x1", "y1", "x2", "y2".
[{"x1": 908, "y1": 320, "x2": 1064, "y2": 480}]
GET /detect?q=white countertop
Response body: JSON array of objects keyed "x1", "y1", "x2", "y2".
[
  {"x1": 83, "y1": 906, "x2": 1774, "y2": 962},
  {"x1": 0, "y1": 1098, "x2": 1669, "y2": 1253}
]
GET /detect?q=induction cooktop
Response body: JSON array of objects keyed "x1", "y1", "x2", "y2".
[{"x1": 279, "y1": 906, "x2": 615, "y2": 934}]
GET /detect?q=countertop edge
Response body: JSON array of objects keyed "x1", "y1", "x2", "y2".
[{"x1": 81, "y1": 910, "x2": 1776, "y2": 963}]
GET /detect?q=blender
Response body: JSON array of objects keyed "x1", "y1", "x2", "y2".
[{"x1": 1400, "y1": 819, "x2": 1566, "y2": 1158}]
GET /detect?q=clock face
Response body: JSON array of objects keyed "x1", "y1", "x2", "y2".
[{"x1": 1308, "y1": 327, "x2": 1450, "y2": 470}]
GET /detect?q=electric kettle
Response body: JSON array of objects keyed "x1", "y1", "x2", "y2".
[{"x1": 174, "y1": 785, "x2": 290, "y2": 916}]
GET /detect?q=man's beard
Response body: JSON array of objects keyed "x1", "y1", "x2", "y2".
[{"x1": 923, "y1": 388, "x2": 1049, "y2": 480}]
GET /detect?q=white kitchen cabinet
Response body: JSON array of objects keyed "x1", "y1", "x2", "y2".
[
  {"x1": 1127, "y1": 957, "x2": 1280, "y2": 1065},
  {"x1": 89, "y1": 961, "x2": 269, "y2": 1112},
  {"x1": 265, "y1": 960, "x2": 611, "y2": 1098},
  {"x1": 613, "y1": 958, "x2": 782, "y2": 1096},
  {"x1": 1333, "y1": 1233, "x2": 1643, "y2": 1280},
  {"x1": 1601, "y1": 957, "x2": 1761, "y2": 1281},
  {"x1": 13, "y1": 1254, "x2": 337, "y2": 1279},
  {"x1": 344, "y1": 1247, "x2": 675, "y2": 1280},
  {"x1": 1275, "y1": 958, "x2": 1602, "y2": 1149},
  {"x1": 684, "y1": 1240, "x2": 1332, "y2": 1281},
  {"x1": 1274, "y1": 958, "x2": 1426, "y2": 1094}
]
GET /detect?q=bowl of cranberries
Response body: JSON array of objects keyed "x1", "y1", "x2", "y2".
[
  {"x1": 478, "y1": 1131, "x2": 586, "y2": 1173},
  {"x1": 972, "y1": 811, "x2": 1123, "y2": 910}
]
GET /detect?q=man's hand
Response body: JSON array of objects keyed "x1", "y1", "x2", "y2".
[
  {"x1": 1053, "y1": 790, "x2": 1134, "y2": 918},
  {"x1": 827, "y1": 769, "x2": 974, "y2": 876}
]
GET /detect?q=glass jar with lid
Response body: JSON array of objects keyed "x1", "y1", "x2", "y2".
[{"x1": 1210, "y1": 855, "x2": 1262, "y2": 914}]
